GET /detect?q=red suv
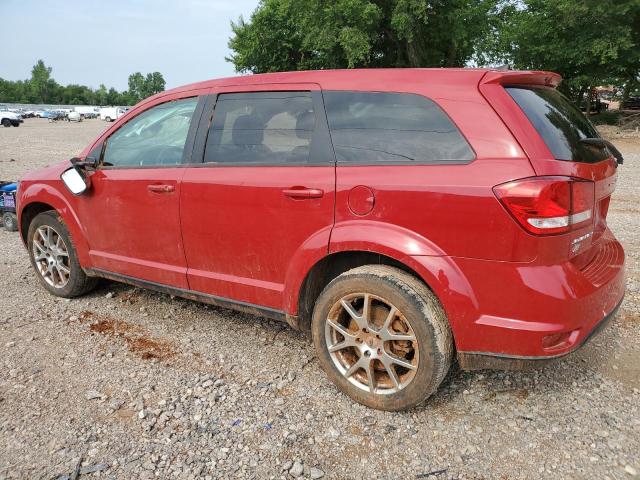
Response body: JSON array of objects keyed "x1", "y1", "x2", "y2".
[{"x1": 17, "y1": 69, "x2": 625, "y2": 410}]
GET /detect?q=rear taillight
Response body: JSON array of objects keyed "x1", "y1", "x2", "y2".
[{"x1": 493, "y1": 176, "x2": 595, "y2": 235}]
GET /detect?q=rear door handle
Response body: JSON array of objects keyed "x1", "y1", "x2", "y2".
[
  {"x1": 147, "y1": 184, "x2": 175, "y2": 194},
  {"x1": 282, "y1": 187, "x2": 324, "y2": 199}
]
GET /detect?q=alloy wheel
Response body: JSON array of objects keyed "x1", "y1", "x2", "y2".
[
  {"x1": 32, "y1": 225, "x2": 71, "y2": 288},
  {"x1": 324, "y1": 293, "x2": 419, "y2": 395}
]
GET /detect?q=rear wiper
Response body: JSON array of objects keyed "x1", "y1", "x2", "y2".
[{"x1": 579, "y1": 138, "x2": 624, "y2": 165}]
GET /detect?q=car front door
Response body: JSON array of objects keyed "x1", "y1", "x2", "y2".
[
  {"x1": 77, "y1": 94, "x2": 205, "y2": 289},
  {"x1": 180, "y1": 85, "x2": 335, "y2": 310}
]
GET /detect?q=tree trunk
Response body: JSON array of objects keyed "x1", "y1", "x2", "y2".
[
  {"x1": 585, "y1": 87, "x2": 593, "y2": 115},
  {"x1": 577, "y1": 85, "x2": 587, "y2": 108},
  {"x1": 621, "y1": 72, "x2": 637, "y2": 104}
]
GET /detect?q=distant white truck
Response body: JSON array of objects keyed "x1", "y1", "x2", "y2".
[
  {"x1": 1, "y1": 110, "x2": 22, "y2": 127},
  {"x1": 74, "y1": 106, "x2": 99, "y2": 119},
  {"x1": 99, "y1": 107, "x2": 126, "y2": 122}
]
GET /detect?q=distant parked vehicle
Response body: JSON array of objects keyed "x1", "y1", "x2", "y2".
[
  {"x1": 0, "y1": 182, "x2": 18, "y2": 231},
  {"x1": 74, "y1": 106, "x2": 99, "y2": 119},
  {"x1": 47, "y1": 111, "x2": 66, "y2": 122},
  {"x1": 67, "y1": 111, "x2": 83, "y2": 122},
  {"x1": 99, "y1": 107, "x2": 126, "y2": 122},
  {"x1": 0, "y1": 110, "x2": 22, "y2": 127},
  {"x1": 34, "y1": 110, "x2": 45, "y2": 118},
  {"x1": 22, "y1": 111, "x2": 35, "y2": 118},
  {"x1": 622, "y1": 97, "x2": 640, "y2": 110}
]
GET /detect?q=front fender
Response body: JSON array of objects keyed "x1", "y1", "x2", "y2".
[{"x1": 18, "y1": 183, "x2": 92, "y2": 267}]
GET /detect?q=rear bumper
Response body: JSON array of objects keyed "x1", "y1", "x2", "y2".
[
  {"x1": 457, "y1": 295, "x2": 623, "y2": 370},
  {"x1": 412, "y1": 229, "x2": 625, "y2": 362}
]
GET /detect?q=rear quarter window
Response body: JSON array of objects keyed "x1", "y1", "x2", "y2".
[
  {"x1": 506, "y1": 86, "x2": 609, "y2": 163},
  {"x1": 323, "y1": 91, "x2": 474, "y2": 165}
]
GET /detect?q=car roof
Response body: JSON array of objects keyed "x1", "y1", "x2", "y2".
[
  {"x1": 133, "y1": 68, "x2": 560, "y2": 113},
  {"x1": 165, "y1": 68, "x2": 489, "y2": 94}
]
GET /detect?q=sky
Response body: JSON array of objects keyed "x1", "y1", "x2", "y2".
[{"x1": 0, "y1": 0, "x2": 259, "y2": 91}]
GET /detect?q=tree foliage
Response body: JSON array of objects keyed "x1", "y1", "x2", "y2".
[
  {"x1": 480, "y1": 0, "x2": 640, "y2": 100},
  {"x1": 0, "y1": 60, "x2": 166, "y2": 105},
  {"x1": 228, "y1": 0, "x2": 640, "y2": 103},
  {"x1": 127, "y1": 71, "x2": 166, "y2": 103},
  {"x1": 228, "y1": 0, "x2": 499, "y2": 72}
]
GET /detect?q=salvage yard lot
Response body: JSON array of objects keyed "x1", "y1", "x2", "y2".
[{"x1": 1, "y1": 119, "x2": 639, "y2": 479}]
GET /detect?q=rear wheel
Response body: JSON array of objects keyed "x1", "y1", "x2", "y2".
[
  {"x1": 105, "y1": 116, "x2": 111, "y2": 122},
  {"x1": 2, "y1": 212, "x2": 18, "y2": 231},
  {"x1": 1, "y1": 119, "x2": 11, "y2": 127},
  {"x1": 311, "y1": 265, "x2": 453, "y2": 411},
  {"x1": 27, "y1": 211, "x2": 97, "y2": 297}
]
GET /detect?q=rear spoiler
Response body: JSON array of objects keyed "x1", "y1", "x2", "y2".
[{"x1": 480, "y1": 70, "x2": 561, "y2": 88}]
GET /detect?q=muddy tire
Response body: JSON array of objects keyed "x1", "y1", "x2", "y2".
[
  {"x1": 311, "y1": 265, "x2": 453, "y2": 411},
  {"x1": 27, "y1": 211, "x2": 97, "y2": 298}
]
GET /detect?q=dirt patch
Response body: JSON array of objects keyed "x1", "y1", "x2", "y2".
[
  {"x1": 483, "y1": 388, "x2": 529, "y2": 401},
  {"x1": 620, "y1": 311, "x2": 640, "y2": 326},
  {"x1": 87, "y1": 313, "x2": 176, "y2": 362},
  {"x1": 90, "y1": 317, "x2": 140, "y2": 336},
  {"x1": 127, "y1": 337, "x2": 175, "y2": 361}
]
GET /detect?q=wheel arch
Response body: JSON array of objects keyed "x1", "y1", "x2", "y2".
[
  {"x1": 290, "y1": 249, "x2": 462, "y2": 333},
  {"x1": 18, "y1": 184, "x2": 91, "y2": 266}
]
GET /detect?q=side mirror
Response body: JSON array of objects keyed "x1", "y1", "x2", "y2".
[{"x1": 61, "y1": 167, "x2": 91, "y2": 195}]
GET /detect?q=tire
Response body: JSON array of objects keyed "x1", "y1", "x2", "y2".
[
  {"x1": 105, "y1": 116, "x2": 111, "y2": 122},
  {"x1": 27, "y1": 211, "x2": 97, "y2": 298},
  {"x1": 311, "y1": 265, "x2": 453, "y2": 411},
  {"x1": 1, "y1": 119, "x2": 11, "y2": 127},
  {"x1": 2, "y1": 212, "x2": 18, "y2": 231}
]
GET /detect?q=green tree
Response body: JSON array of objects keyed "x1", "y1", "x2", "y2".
[
  {"x1": 0, "y1": 61, "x2": 148, "y2": 106},
  {"x1": 29, "y1": 59, "x2": 58, "y2": 103},
  {"x1": 228, "y1": 0, "x2": 499, "y2": 73},
  {"x1": 145, "y1": 72, "x2": 166, "y2": 96},
  {"x1": 127, "y1": 71, "x2": 166, "y2": 102},
  {"x1": 127, "y1": 72, "x2": 146, "y2": 102},
  {"x1": 483, "y1": 0, "x2": 640, "y2": 107}
]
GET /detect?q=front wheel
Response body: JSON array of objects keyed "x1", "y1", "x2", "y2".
[
  {"x1": 311, "y1": 265, "x2": 453, "y2": 411},
  {"x1": 27, "y1": 211, "x2": 97, "y2": 297},
  {"x1": 1, "y1": 119, "x2": 11, "y2": 127}
]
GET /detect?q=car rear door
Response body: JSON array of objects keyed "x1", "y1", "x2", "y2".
[
  {"x1": 77, "y1": 93, "x2": 207, "y2": 288},
  {"x1": 180, "y1": 84, "x2": 335, "y2": 310}
]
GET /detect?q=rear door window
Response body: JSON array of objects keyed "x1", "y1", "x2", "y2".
[
  {"x1": 204, "y1": 92, "x2": 317, "y2": 165},
  {"x1": 506, "y1": 87, "x2": 610, "y2": 163},
  {"x1": 323, "y1": 91, "x2": 474, "y2": 164}
]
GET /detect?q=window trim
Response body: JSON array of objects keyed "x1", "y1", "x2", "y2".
[
  {"x1": 323, "y1": 90, "x2": 476, "y2": 167},
  {"x1": 97, "y1": 95, "x2": 206, "y2": 170},
  {"x1": 190, "y1": 90, "x2": 335, "y2": 167}
]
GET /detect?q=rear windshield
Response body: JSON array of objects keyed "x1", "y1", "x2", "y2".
[{"x1": 506, "y1": 86, "x2": 609, "y2": 163}]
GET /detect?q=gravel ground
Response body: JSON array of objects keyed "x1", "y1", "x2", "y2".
[{"x1": 0, "y1": 118, "x2": 638, "y2": 480}]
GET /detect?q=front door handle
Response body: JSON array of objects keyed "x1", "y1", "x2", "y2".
[
  {"x1": 147, "y1": 184, "x2": 175, "y2": 194},
  {"x1": 282, "y1": 187, "x2": 324, "y2": 199}
]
